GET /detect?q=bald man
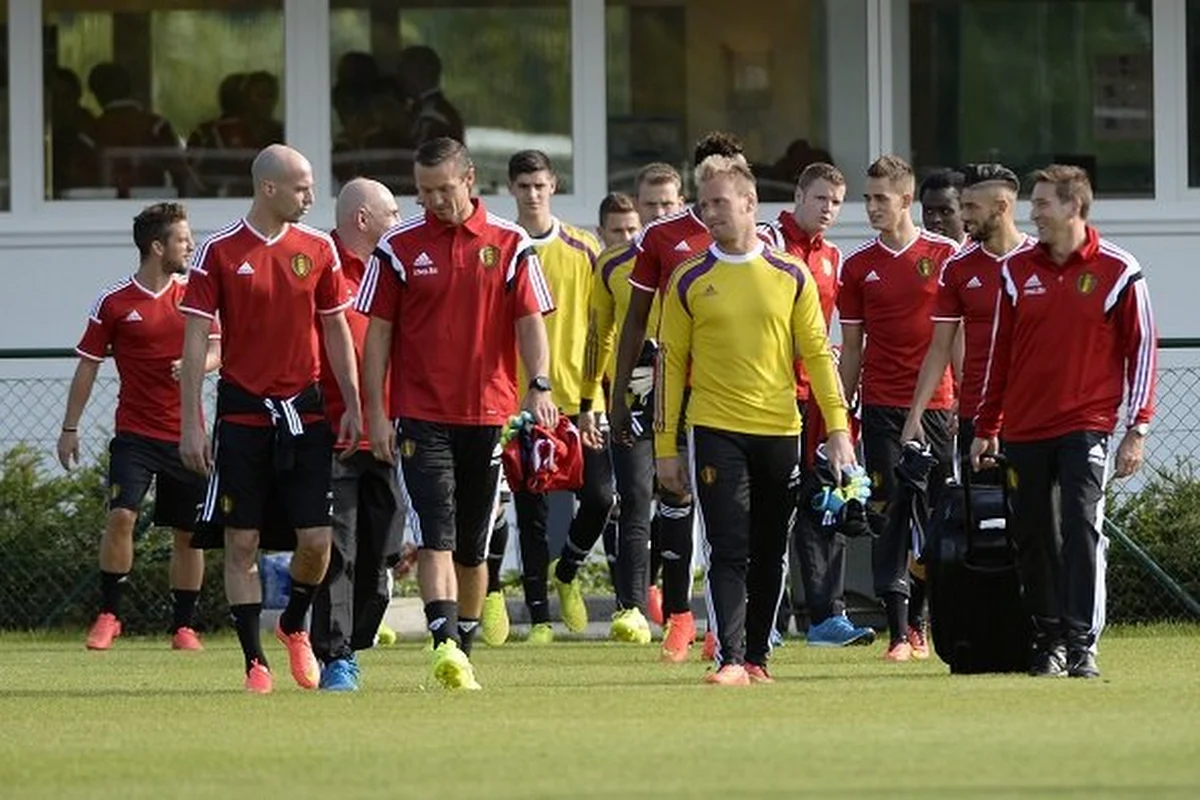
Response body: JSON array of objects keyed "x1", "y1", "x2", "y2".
[
  {"x1": 180, "y1": 144, "x2": 363, "y2": 693},
  {"x1": 308, "y1": 179, "x2": 403, "y2": 691}
]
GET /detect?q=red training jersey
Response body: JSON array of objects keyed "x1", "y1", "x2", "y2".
[
  {"x1": 181, "y1": 219, "x2": 349, "y2": 426},
  {"x1": 628, "y1": 207, "x2": 711, "y2": 300},
  {"x1": 975, "y1": 226, "x2": 1157, "y2": 443},
  {"x1": 318, "y1": 230, "x2": 389, "y2": 451},
  {"x1": 357, "y1": 200, "x2": 555, "y2": 426},
  {"x1": 76, "y1": 274, "x2": 218, "y2": 442},
  {"x1": 758, "y1": 212, "x2": 841, "y2": 401},
  {"x1": 931, "y1": 235, "x2": 1035, "y2": 421},
  {"x1": 838, "y1": 230, "x2": 960, "y2": 409}
]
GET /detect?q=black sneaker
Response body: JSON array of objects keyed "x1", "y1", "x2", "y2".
[
  {"x1": 1029, "y1": 643, "x2": 1067, "y2": 677},
  {"x1": 1067, "y1": 649, "x2": 1100, "y2": 679}
]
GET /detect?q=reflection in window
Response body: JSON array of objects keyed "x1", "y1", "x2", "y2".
[
  {"x1": 330, "y1": 1, "x2": 572, "y2": 196},
  {"x1": 909, "y1": 0, "x2": 1153, "y2": 198},
  {"x1": 605, "y1": 0, "x2": 863, "y2": 200},
  {"x1": 45, "y1": 2, "x2": 284, "y2": 200}
]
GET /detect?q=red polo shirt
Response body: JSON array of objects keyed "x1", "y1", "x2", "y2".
[
  {"x1": 838, "y1": 230, "x2": 960, "y2": 409},
  {"x1": 628, "y1": 207, "x2": 711, "y2": 301},
  {"x1": 758, "y1": 212, "x2": 841, "y2": 401},
  {"x1": 975, "y1": 226, "x2": 1157, "y2": 442},
  {"x1": 357, "y1": 199, "x2": 555, "y2": 425}
]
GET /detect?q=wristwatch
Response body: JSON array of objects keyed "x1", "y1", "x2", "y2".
[
  {"x1": 1129, "y1": 423, "x2": 1149, "y2": 437},
  {"x1": 529, "y1": 375, "x2": 552, "y2": 393}
]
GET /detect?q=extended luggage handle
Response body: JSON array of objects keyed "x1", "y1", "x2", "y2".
[{"x1": 959, "y1": 453, "x2": 1015, "y2": 564}]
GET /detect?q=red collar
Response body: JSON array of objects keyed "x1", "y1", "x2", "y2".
[
  {"x1": 1034, "y1": 225, "x2": 1100, "y2": 269},
  {"x1": 329, "y1": 229, "x2": 366, "y2": 277},
  {"x1": 778, "y1": 211, "x2": 823, "y2": 252},
  {"x1": 425, "y1": 198, "x2": 489, "y2": 236}
]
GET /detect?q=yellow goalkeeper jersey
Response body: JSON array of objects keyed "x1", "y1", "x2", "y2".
[
  {"x1": 654, "y1": 242, "x2": 849, "y2": 457},
  {"x1": 581, "y1": 241, "x2": 662, "y2": 404},
  {"x1": 518, "y1": 218, "x2": 602, "y2": 416}
]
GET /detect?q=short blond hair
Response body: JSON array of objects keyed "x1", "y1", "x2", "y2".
[
  {"x1": 695, "y1": 154, "x2": 756, "y2": 194},
  {"x1": 1030, "y1": 164, "x2": 1093, "y2": 219},
  {"x1": 867, "y1": 154, "x2": 915, "y2": 194}
]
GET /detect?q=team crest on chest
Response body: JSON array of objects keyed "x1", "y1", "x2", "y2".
[
  {"x1": 479, "y1": 245, "x2": 501, "y2": 269},
  {"x1": 291, "y1": 253, "x2": 312, "y2": 278},
  {"x1": 916, "y1": 257, "x2": 934, "y2": 278},
  {"x1": 1077, "y1": 272, "x2": 1097, "y2": 295}
]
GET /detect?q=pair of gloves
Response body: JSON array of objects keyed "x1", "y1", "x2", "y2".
[{"x1": 809, "y1": 444, "x2": 875, "y2": 538}]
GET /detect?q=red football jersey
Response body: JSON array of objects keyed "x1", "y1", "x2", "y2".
[
  {"x1": 357, "y1": 200, "x2": 555, "y2": 425},
  {"x1": 181, "y1": 220, "x2": 348, "y2": 426},
  {"x1": 628, "y1": 207, "x2": 711, "y2": 300},
  {"x1": 932, "y1": 236, "x2": 1035, "y2": 420},
  {"x1": 758, "y1": 212, "x2": 841, "y2": 401},
  {"x1": 975, "y1": 227, "x2": 1156, "y2": 442},
  {"x1": 838, "y1": 230, "x2": 960, "y2": 409},
  {"x1": 76, "y1": 275, "x2": 217, "y2": 442},
  {"x1": 317, "y1": 231, "x2": 389, "y2": 451}
]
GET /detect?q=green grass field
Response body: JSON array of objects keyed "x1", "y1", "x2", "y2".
[{"x1": 2, "y1": 626, "x2": 1199, "y2": 799}]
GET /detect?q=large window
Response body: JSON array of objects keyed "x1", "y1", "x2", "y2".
[
  {"x1": 1188, "y1": 0, "x2": 1200, "y2": 187},
  {"x1": 0, "y1": 5, "x2": 10, "y2": 211},
  {"x1": 605, "y1": 0, "x2": 867, "y2": 200},
  {"x1": 44, "y1": 1, "x2": 284, "y2": 200},
  {"x1": 329, "y1": 0, "x2": 572, "y2": 197},
  {"x1": 907, "y1": 0, "x2": 1153, "y2": 198}
]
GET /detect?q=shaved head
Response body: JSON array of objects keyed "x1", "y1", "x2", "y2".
[
  {"x1": 336, "y1": 177, "x2": 394, "y2": 226},
  {"x1": 251, "y1": 144, "x2": 309, "y2": 185},
  {"x1": 335, "y1": 177, "x2": 400, "y2": 254}
]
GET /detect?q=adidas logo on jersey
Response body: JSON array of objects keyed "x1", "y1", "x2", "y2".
[
  {"x1": 123, "y1": 310, "x2": 142, "y2": 323},
  {"x1": 864, "y1": 270, "x2": 881, "y2": 283},
  {"x1": 674, "y1": 240, "x2": 691, "y2": 252},
  {"x1": 413, "y1": 252, "x2": 433, "y2": 267},
  {"x1": 1023, "y1": 273, "x2": 1046, "y2": 296},
  {"x1": 236, "y1": 262, "x2": 254, "y2": 275},
  {"x1": 965, "y1": 276, "x2": 983, "y2": 289}
]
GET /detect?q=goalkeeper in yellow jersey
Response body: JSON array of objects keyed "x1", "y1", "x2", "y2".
[{"x1": 655, "y1": 155, "x2": 856, "y2": 685}]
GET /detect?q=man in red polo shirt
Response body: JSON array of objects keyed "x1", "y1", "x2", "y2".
[
  {"x1": 359, "y1": 137, "x2": 556, "y2": 690},
  {"x1": 179, "y1": 144, "x2": 363, "y2": 694},
  {"x1": 608, "y1": 132, "x2": 745, "y2": 662},
  {"x1": 757, "y1": 162, "x2": 875, "y2": 649},
  {"x1": 838, "y1": 154, "x2": 960, "y2": 662},
  {"x1": 972, "y1": 164, "x2": 1157, "y2": 679},
  {"x1": 308, "y1": 177, "x2": 403, "y2": 692},
  {"x1": 60, "y1": 202, "x2": 220, "y2": 652},
  {"x1": 902, "y1": 163, "x2": 1034, "y2": 459}
]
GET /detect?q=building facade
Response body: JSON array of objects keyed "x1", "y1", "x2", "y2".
[{"x1": 0, "y1": 0, "x2": 1194, "y2": 363}]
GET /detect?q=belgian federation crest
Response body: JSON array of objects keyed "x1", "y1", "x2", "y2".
[
  {"x1": 1077, "y1": 272, "x2": 1097, "y2": 295},
  {"x1": 291, "y1": 253, "x2": 312, "y2": 278},
  {"x1": 916, "y1": 257, "x2": 934, "y2": 278},
  {"x1": 479, "y1": 245, "x2": 501, "y2": 269},
  {"x1": 699, "y1": 466, "x2": 717, "y2": 486}
]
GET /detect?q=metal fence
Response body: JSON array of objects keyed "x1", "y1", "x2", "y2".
[{"x1": 1, "y1": 346, "x2": 1198, "y2": 632}]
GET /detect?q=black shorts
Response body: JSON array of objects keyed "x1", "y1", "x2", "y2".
[
  {"x1": 107, "y1": 432, "x2": 206, "y2": 531},
  {"x1": 395, "y1": 418, "x2": 502, "y2": 563},
  {"x1": 200, "y1": 420, "x2": 335, "y2": 532}
]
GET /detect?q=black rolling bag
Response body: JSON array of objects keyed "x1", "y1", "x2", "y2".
[{"x1": 926, "y1": 456, "x2": 1032, "y2": 674}]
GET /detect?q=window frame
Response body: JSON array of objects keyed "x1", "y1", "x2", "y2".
[{"x1": 1, "y1": 0, "x2": 1198, "y2": 239}]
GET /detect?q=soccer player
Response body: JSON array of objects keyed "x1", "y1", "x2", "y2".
[
  {"x1": 971, "y1": 164, "x2": 1156, "y2": 679},
  {"x1": 838, "y1": 155, "x2": 960, "y2": 662},
  {"x1": 902, "y1": 164, "x2": 1034, "y2": 456},
  {"x1": 359, "y1": 137, "x2": 556, "y2": 690},
  {"x1": 757, "y1": 162, "x2": 875, "y2": 648},
  {"x1": 609, "y1": 134, "x2": 746, "y2": 662},
  {"x1": 309, "y1": 178, "x2": 403, "y2": 691},
  {"x1": 656, "y1": 155, "x2": 854, "y2": 685},
  {"x1": 59, "y1": 202, "x2": 219, "y2": 651},
  {"x1": 919, "y1": 169, "x2": 967, "y2": 245},
  {"x1": 506, "y1": 149, "x2": 618, "y2": 643},
  {"x1": 580, "y1": 181, "x2": 674, "y2": 642},
  {"x1": 179, "y1": 144, "x2": 363, "y2": 694}
]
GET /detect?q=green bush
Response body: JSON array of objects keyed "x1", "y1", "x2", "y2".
[
  {"x1": 1107, "y1": 461, "x2": 1200, "y2": 624},
  {"x1": 0, "y1": 444, "x2": 228, "y2": 633}
]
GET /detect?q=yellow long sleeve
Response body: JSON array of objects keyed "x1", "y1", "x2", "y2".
[{"x1": 792, "y1": 272, "x2": 850, "y2": 432}]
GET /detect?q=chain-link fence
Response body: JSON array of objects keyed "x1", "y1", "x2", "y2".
[{"x1": 1, "y1": 348, "x2": 1198, "y2": 632}]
